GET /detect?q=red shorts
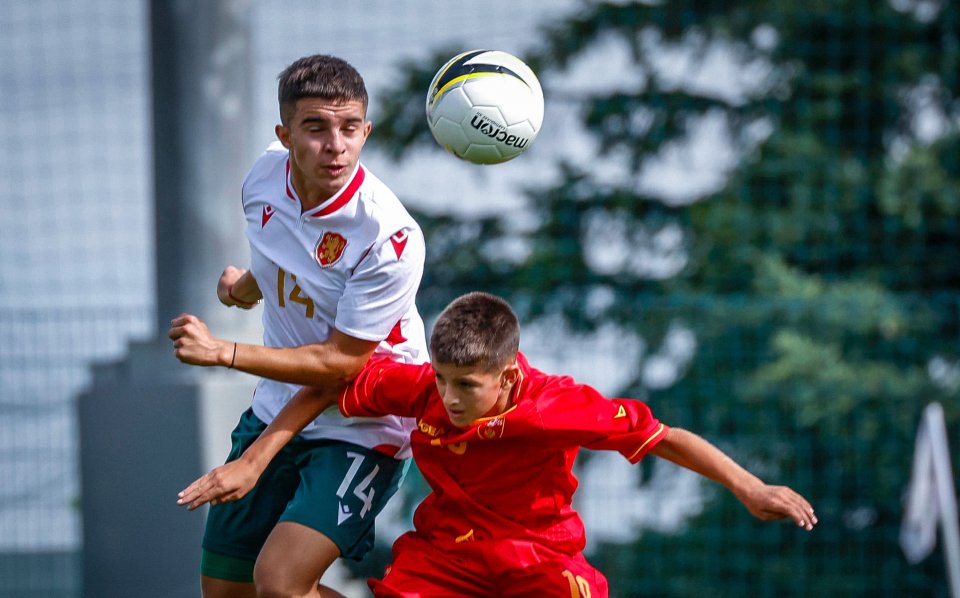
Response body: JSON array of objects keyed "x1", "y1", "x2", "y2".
[{"x1": 368, "y1": 532, "x2": 609, "y2": 597}]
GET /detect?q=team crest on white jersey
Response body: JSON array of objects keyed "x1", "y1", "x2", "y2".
[{"x1": 315, "y1": 231, "x2": 348, "y2": 267}]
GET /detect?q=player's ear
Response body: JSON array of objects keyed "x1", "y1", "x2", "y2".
[
  {"x1": 275, "y1": 124, "x2": 292, "y2": 148},
  {"x1": 500, "y1": 362, "x2": 520, "y2": 388}
]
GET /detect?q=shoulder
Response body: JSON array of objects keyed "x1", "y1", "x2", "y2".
[
  {"x1": 517, "y1": 353, "x2": 603, "y2": 410},
  {"x1": 516, "y1": 353, "x2": 577, "y2": 395},
  {"x1": 356, "y1": 165, "x2": 420, "y2": 231},
  {"x1": 243, "y1": 142, "x2": 288, "y2": 193},
  {"x1": 350, "y1": 166, "x2": 425, "y2": 265}
]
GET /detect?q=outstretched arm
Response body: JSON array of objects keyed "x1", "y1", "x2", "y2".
[
  {"x1": 650, "y1": 427, "x2": 817, "y2": 531},
  {"x1": 168, "y1": 316, "x2": 379, "y2": 387},
  {"x1": 177, "y1": 384, "x2": 342, "y2": 510},
  {"x1": 169, "y1": 317, "x2": 379, "y2": 508}
]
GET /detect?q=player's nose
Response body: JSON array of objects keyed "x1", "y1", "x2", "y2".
[{"x1": 324, "y1": 131, "x2": 347, "y2": 153}]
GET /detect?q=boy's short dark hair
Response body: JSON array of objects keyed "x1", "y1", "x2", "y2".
[
  {"x1": 277, "y1": 54, "x2": 368, "y2": 125},
  {"x1": 430, "y1": 292, "x2": 520, "y2": 371}
]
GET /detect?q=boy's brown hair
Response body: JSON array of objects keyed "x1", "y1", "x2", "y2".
[
  {"x1": 277, "y1": 54, "x2": 368, "y2": 125},
  {"x1": 429, "y1": 292, "x2": 520, "y2": 371}
]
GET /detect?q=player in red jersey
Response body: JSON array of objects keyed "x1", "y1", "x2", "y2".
[{"x1": 179, "y1": 292, "x2": 817, "y2": 596}]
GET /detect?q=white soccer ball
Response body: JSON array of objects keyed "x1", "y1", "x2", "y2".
[{"x1": 425, "y1": 49, "x2": 544, "y2": 165}]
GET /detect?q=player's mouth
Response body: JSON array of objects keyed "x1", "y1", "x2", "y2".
[
  {"x1": 446, "y1": 408, "x2": 468, "y2": 424},
  {"x1": 323, "y1": 164, "x2": 347, "y2": 178}
]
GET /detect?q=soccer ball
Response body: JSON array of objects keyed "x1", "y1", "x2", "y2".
[{"x1": 425, "y1": 50, "x2": 544, "y2": 165}]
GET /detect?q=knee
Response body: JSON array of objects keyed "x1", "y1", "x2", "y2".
[{"x1": 253, "y1": 564, "x2": 311, "y2": 598}]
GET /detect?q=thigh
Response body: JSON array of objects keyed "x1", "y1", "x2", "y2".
[
  {"x1": 369, "y1": 533, "x2": 494, "y2": 598},
  {"x1": 280, "y1": 440, "x2": 409, "y2": 561},
  {"x1": 496, "y1": 543, "x2": 609, "y2": 598},
  {"x1": 202, "y1": 409, "x2": 302, "y2": 565}
]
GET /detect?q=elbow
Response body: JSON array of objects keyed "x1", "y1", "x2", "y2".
[
  {"x1": 300, "y1": 337, "x2": 376, "y2": 387},
  {"x1": 331, "y1": 355, "x2": 368, "y2": 386}
]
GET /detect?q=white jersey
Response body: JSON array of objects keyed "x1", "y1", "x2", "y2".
[{"x1": 243, "y1": 141, "x2": 427, "y2": 457}]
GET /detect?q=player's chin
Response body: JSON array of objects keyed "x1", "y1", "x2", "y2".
[{"x1": 446, "y1": 411, "x2": 471, "y2": 427}]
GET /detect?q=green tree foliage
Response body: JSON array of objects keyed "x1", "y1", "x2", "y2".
[{"x1": 371, "y1": 1, "x2": 959, "y2": 595}]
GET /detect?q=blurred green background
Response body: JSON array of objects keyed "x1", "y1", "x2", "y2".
[{"x1": 372, "y1": 2, "x2": 960, "y2": 596}]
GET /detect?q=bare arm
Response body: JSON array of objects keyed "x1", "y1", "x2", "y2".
[
  {"x1": 650, "y1": 427, "x2": 817, "y2": 531},
  {"x1": 177, "y1": 384, "x2": 341, "y2": 510},
  {"x1": 168, "y1": 315, "x2": 378, "y2": 387}
]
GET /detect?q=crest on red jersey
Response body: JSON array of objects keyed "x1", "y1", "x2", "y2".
[
  {"x1": 479, "y1": 417, "x2": 505, "y2": 440},
  {"x1": 315, "y1": 232, "x2": 347, "y2": 267}
]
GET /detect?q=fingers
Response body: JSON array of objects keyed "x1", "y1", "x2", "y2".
[
  {"x1": 176, "y1": 477, "x2": 210, "y2": 510},
  {"x1": 783, "y1": 488, "x2": 817, "y2": 531},
  {"x1": 762, "y1": 486, "x2": 817, "y2": 531},
  {"x1": 168, "y1": 314, "x2": 200, "y2": 340},
  {"x1": 177, "y1": 471, "x2": 233, "y2": 511},
  {"x1": 167, "y1": 314, "x2": 224, "y2": 365}
]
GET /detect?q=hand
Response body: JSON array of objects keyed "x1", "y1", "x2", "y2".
[
  {"x1": 168, "y1": 313, "x2": 232, "y2": 367},
  {"x1": 177, "y1": 459, "x2": 261, "y2": 510},
  {"x1": 217, "y1": 266, "x2": 261, "y2": 309},
  {"x1": 739, "y1": 483, "x2": 818, "y2": 531}
]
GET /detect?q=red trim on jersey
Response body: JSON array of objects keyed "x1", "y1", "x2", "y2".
[
  {"x1": 310, "y1": 165, "x2": 366, "y2": 218},
  {"x1": 627, "y1": 423, "x2": 666, "y2": 461},
  {"x1": 386, "y1": 320, "x2": 407, "y2": 346},
  {"x1": 284, "y1": 160, "x2": 297, "y2": 201},
  {"x1": 355, "y1": 243, "x2": 374, "y2": 266}
]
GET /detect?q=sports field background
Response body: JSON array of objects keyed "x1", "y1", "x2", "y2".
[{"x1": 1, "y1": 1, "x2": 958, "y2": 596}]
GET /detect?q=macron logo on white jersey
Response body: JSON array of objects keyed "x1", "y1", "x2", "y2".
[
  {"x1": 261, "y1": 205, "x2": 275, "y2": 228},
  {"x1": 337, "y1": 502, "x2": 353, "y2": 525},
  {"x1": 390, "y1": 230, "x2": 408, "y2": 259}
]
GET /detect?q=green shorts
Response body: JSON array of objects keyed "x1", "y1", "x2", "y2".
[{"x1": 201, "y1": 408, "x2": 408, "y2": 576}]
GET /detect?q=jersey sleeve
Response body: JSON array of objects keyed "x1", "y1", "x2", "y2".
[
  {"x1": 335, "y1": 226, "x2": 425, "y2": 341},
  {"x1": 537, "y1": 381, "x2": 668, "y2": 463},
  {"x1": 339, "y1": 357, "x2": 434, "y2": 419}
]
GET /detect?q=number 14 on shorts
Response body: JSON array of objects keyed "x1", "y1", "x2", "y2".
[{"x1": 336, "y1": 451, "x2": 379, "y2": 525}]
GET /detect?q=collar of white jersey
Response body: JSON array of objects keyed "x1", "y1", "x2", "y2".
[{"x1": 285, "y1": 159, "x2": 366, "y2": 218}]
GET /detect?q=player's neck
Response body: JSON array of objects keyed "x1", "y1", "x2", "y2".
[
  {"x1": 290, "y1": 177, "x2": 333, "y2": 212},
  {"x1": 288, "y1": 168, "x2": 340, "y2": 212}
]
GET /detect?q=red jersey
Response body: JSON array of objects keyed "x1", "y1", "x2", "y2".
[{"x1": 339, "y1": 352, "x2": 668, "y2": 555}]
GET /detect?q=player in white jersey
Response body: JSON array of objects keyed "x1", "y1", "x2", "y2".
[{"x1": 168, "y1": 55, "x2": 427, "y2": 598}]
